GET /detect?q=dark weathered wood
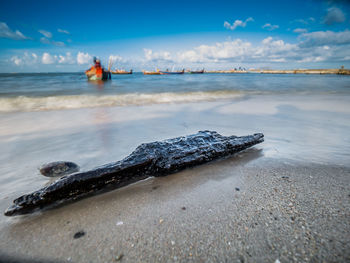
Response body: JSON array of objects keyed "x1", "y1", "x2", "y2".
[{"x1": 5, "y1": 131, "x2": 264, "y2": 216}]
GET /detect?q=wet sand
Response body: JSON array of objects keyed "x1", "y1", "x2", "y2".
[{"x1": 0, "y1": 94, "x2": 349, "y2": 262}]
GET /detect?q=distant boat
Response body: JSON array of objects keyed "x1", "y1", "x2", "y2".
[
  {"x1": 111, "y1": 69, "x2": 133, "y2": 74},
  {"x1": 189, "y1": 69, "x2": 204, "y2": 74},
  {"x1": 143, "y1": 70, "x2": 161, "y2": 75},
  {"x1": 159, "y1": 69, "x2": 185, "y2": 75}
]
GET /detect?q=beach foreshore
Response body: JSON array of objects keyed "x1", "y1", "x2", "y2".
[
  {"x1": 0, "y1": 94, "x2": 349, "y2": 262},
  {"x1": 0, "y1": 159, "x2": 349, "y2": 263}
]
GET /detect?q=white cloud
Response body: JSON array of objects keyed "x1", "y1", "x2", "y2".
[
  {"x1": 108, "y1": 55, "x2": 126, "y2": 67},
  {"x1": 11, "y1": 52, "x2": 38, "y2": 66},
  {"x1": 254, "y1": 37, "x2": 297, "y2": 61},
  {"x1": 11, "y1": 52, "x2": 94, "y2": 66},
  {"x1": 0, "y1": 22, "x2": 29, "y2": 40},
  {"x1": 293, "y1": 28, "x2": 308, "y2": 33},
  {"x1": 109, "y1": 55, "x2": 123, "y2": 63},
  {"x1": 144, "y1": 48, "x2": 172, "y2": 61},
  {"x1": 167, "y1": 37, "x2": 298, "y2": 65},
  {"x1": 177, "y1": 49, "x2": 202, "y2": 63},
  {"x1": 40, "y1": 37, "x2": 51, "y2": 44},
  {"x1": 40, "y1": 37, "x2": 65, "y2": 46},
  {"x1": 39, "y1": 30, "x2": 52, "y2": 38},
  {"x1": 262, "y1": 23, "x2": 279, "y2": 31},
  {"x1": 181, "y1": 40, "x2": 252, "y2": 62},
  {"x1": 58, "y1": 52, "x2": 75, "y2": 64},
  {"x1": 42, "y1": 52, "x2": 56, "y2": 64},
  {"x1": 52, "y1": 40, "x2": 65, "y2": 47},
  {"x1": 324, "y1": 7, "x2": 346, "y2": 25},
  {"x1": 57, "y1": 28, "x2": 70, "y2": 34},
  {"x1": 224, "y1": 17, "x2": 254, "y2": 30},
  {"x1": 108, "y1": 55, "x2": 125, "y2": 69},
  {"x1": 297, "y1": 55, "x2": 326, "y2": 63},
  {"x1": 77, "y1": 52, "x2": 92, "y2": 65},
  {"x1": 299, "y1": 30, "x2": 350, "y2": 47},
  {"x1": 8, "y1": 28, "x2": 350, "y2": 71},
  {"x1": 11, "y1": 56, "x2": 22, "y2": 66},
  {"x1": 14, "y1": 30, "x2": 27, "y2": 39},
  {"x1": 145, "y1": 29, "x2": 350, "y2": 66},
  {"x1": 293, "y1": 17, "x2": 315, "y2": 25}
]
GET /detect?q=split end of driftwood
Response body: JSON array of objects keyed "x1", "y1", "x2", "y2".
[{"x1": 5, "y1": 131, "x2": 264, "y2": 216}]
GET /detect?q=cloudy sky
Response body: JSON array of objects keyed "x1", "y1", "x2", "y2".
[{"x1": 0, "y1": 0, "x2": 350, "y2": 72}]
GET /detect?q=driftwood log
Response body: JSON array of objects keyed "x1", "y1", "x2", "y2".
[{"x1": 5, "y1": 131, "x2": 264, "y2": 216}]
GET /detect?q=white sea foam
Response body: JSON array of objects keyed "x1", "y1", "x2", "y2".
[{"x1": 0, "y1": 91, "x2": 242, "y2": 112}]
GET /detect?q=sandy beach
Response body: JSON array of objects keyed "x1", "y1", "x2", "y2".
[{"x1": 0, "y1": 93, "x2": 349, "y2": 262}]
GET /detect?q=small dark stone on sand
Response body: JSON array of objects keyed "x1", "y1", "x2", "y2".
[
  {"x1": 281, "y1": 176, "x2": 289, "y2": 179},
  {"x1": 274, "y1": 217, "x2": 278, "y2": 220},
  {"x1": 235, "y1": 187, "x2": 240, "y2": 191},
  {"x1": 40, "y1": 161, "x2": 79, "y2": 177},
  {"x1": 115, "y1": 254, "x2": 124, "y2": 261},
  {"x1": 181, "y1": 207, "x2": 186, "y2": 210},
  {"x1": 73, "y1": 231, "x2": 85, "y2": 239},
  {"x1": 290, "y1": 216, "x2": 295, "y2": 221}
]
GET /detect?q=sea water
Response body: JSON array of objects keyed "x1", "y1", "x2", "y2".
[{"x1": 0, "y1": 72, "x2": 349, "y2": 112}]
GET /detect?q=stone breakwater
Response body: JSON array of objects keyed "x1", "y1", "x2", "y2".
[
  {"x1": 249, "y1": 68, "x2": 350, "y2": 75},
  {"x1": 205, "y1": 69, "x2": 350, "y2": 75}
]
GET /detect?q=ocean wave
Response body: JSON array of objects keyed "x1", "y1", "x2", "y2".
[{"x1": 0, "y1": 91, "x2": 243, "y2": 112}]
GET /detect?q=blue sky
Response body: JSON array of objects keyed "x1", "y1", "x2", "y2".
[{"x1": 1, "y1": 0, "x2": 350, "y2": 72}]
